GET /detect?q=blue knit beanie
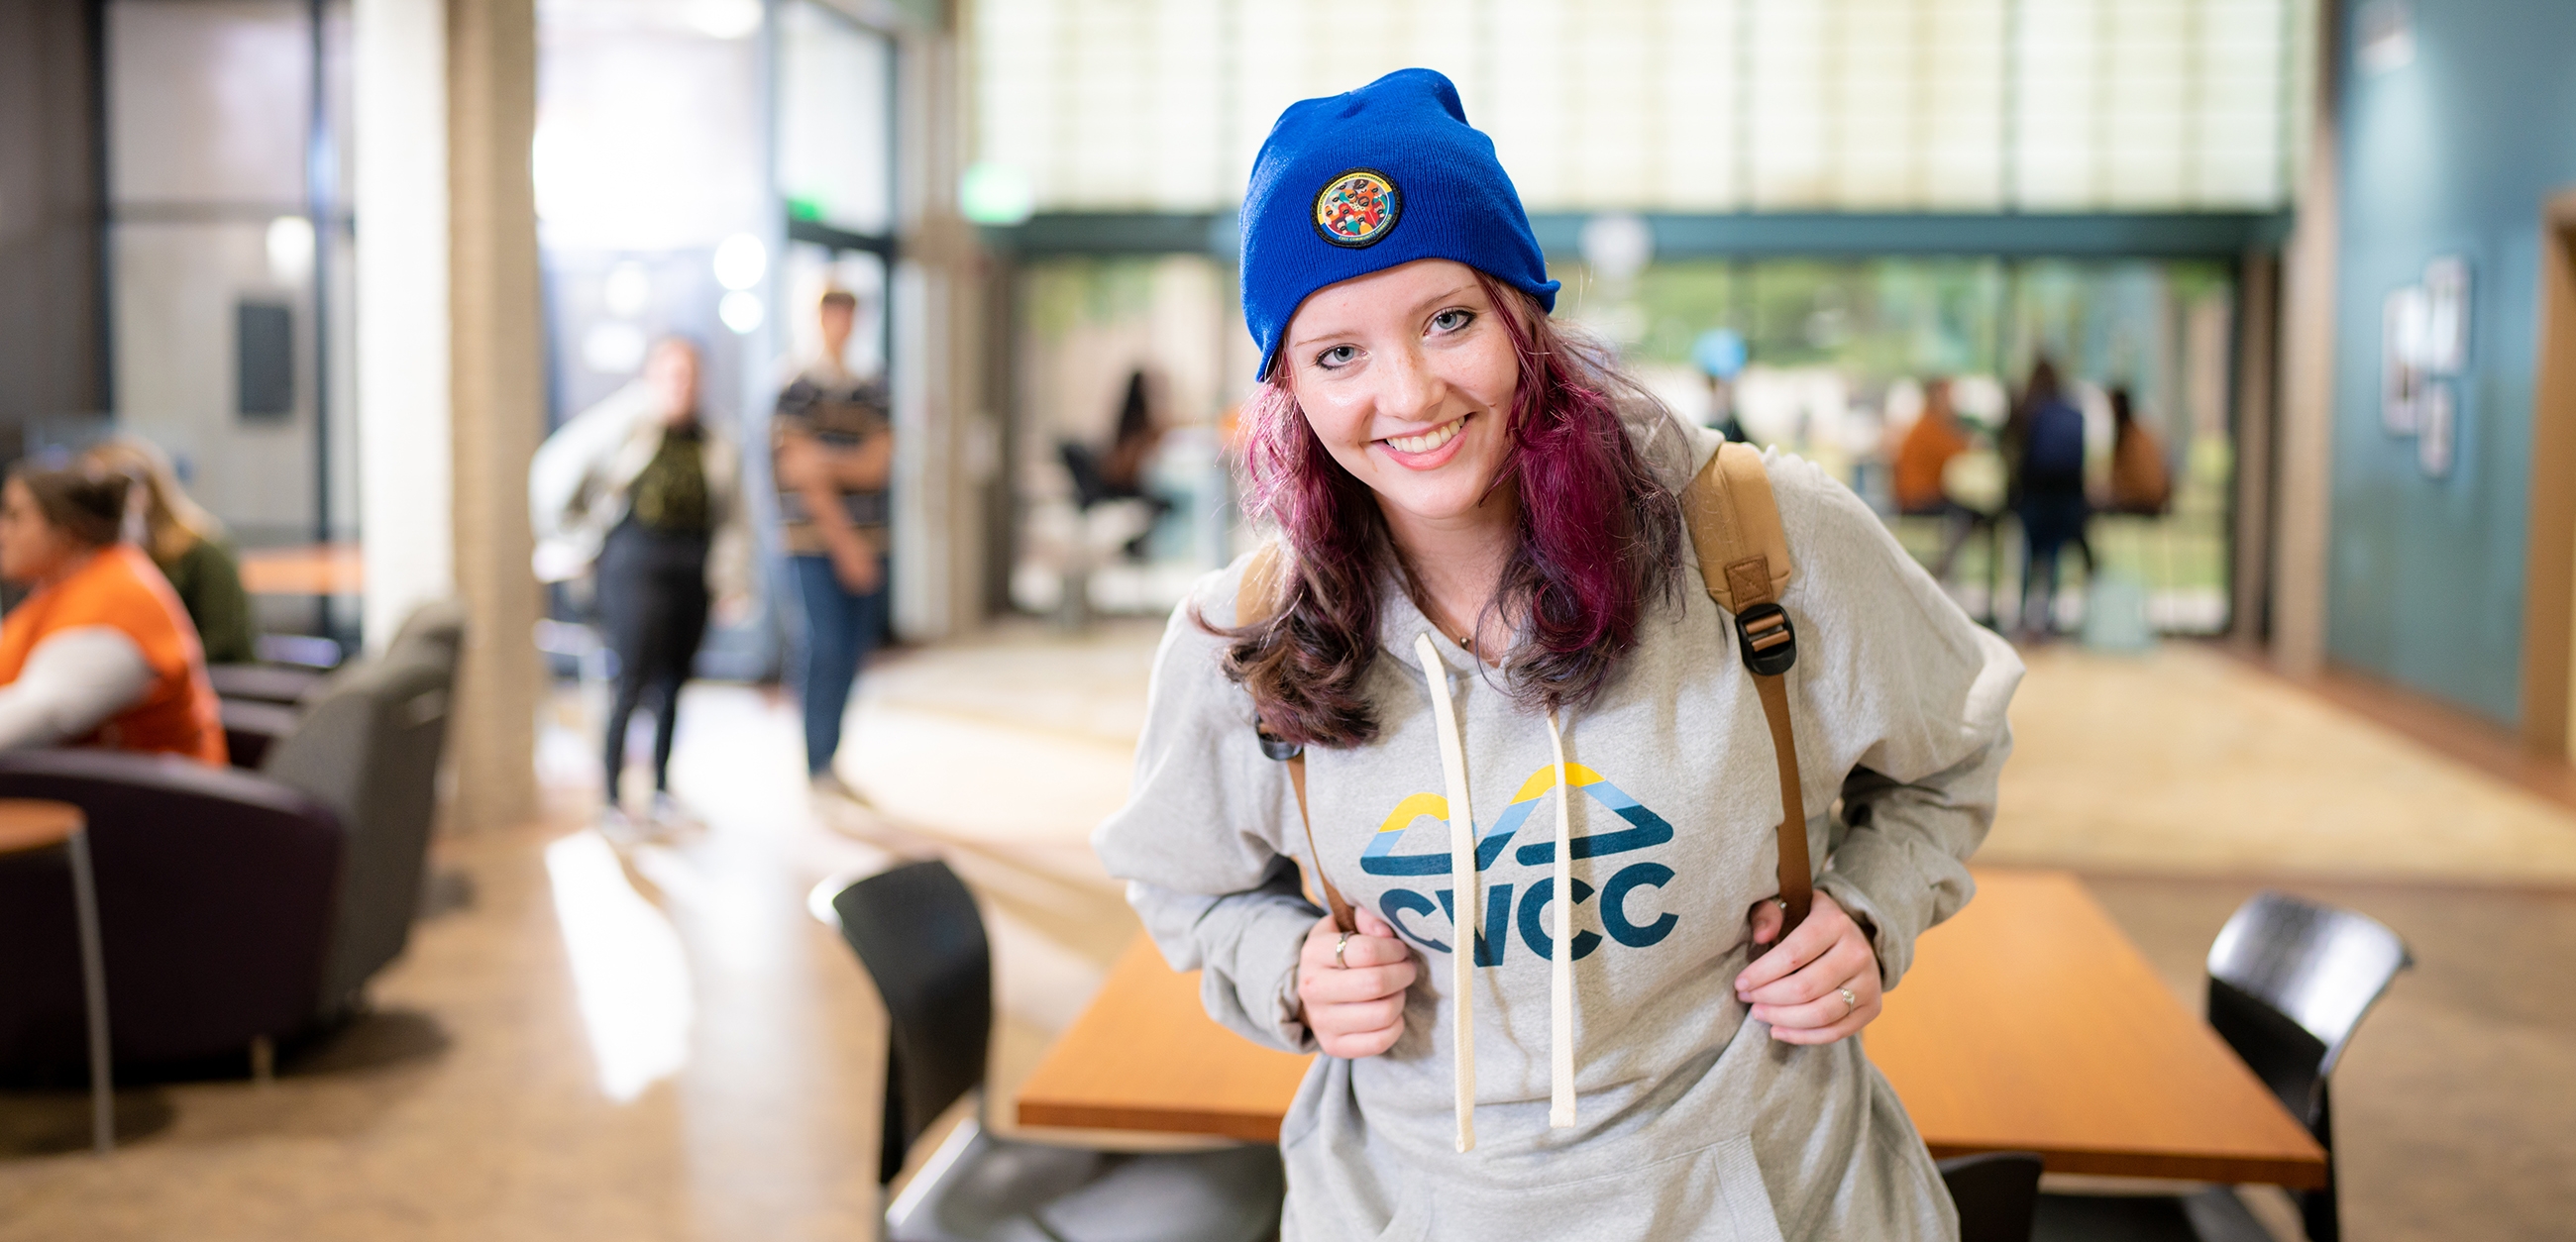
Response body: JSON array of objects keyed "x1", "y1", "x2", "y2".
[{"x1": 1240, "y1": 68, "x2": 1558, "y2": 378}]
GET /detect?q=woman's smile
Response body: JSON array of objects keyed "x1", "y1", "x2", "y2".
[{"x1": 1377, "y1": 413, "x2": 1471, "y2": 469}]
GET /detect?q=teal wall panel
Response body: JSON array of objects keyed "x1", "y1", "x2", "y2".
[{"x1": 2328, "y1": 0, "x2": 2576, "y2": 724}]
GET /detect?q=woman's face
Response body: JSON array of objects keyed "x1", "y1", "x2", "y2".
[
  {"x1": 646, "y1": 341, "x2": 701, "y2": 426},
  {"x1": 1284, "y1": 259, "x2": 1521, "y2": 533},
  {"x1": 0, "y1": 479, "x2": 78, "y2": 585}
]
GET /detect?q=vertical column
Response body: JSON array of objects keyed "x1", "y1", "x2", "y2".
[
  {"x1": 2229, "y1": 251, "x2": 2278, "y2": 652},
  {"x1": 353, "y1": 0, "x2": 454, "y2": 650},
  {"x1": 2269, "y1": 0, "x2": 2339, "y2": 679},
  {"x1": 889, "y1": 22, "x2": 988, "y2": 641},
  {"x1": 446, "y1": 0, "x2": 543, "y2": 829}
]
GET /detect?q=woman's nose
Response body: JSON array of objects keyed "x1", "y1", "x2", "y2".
[{"x1": 1375, "y1": 346, "x2": 1446, "y2": 424}]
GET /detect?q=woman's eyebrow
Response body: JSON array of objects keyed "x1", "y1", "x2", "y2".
[
  {"x1": 1414, "y1": 282, "x2": 1480, "y2": 310},
  {"x1": 1288, "y1": 284, "x2": 1485, "y2": 351},
  {"x1": 1287, "y1": 325, "x2": 1352, "y2": 351}
]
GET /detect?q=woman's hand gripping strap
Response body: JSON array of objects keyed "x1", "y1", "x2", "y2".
[
  {"x1": 1680, "y1": 443, "x2": 1814, "y2": 937},
  {"x1": 1237, "y1": 544, "x2": 1357, "y2": 936}
]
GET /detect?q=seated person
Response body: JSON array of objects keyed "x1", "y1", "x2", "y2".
[
  {"x1": 1891, "y1": 377, "x2": 1982, "y2": 581},
  {"x1": 0, "y1": 466, "x2": 226, "y2": 764},
  {"x1": 2106, "y1": 387, "x2": 2173, "y2": 516},
  {"x1": 80, "y1": 437, "x2": 258, "y2": 665},
  {"x1": 1892, "y1": 376, "x2": 1972, "y2": 516}
]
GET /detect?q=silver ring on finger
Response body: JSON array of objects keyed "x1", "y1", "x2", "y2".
[
  {"x1": 1334, "y1": 930, "x2": 1351, "y2": 970},
  {"x1": 1837, "y1": 985, "x2": 1858, "y2": 1018}
]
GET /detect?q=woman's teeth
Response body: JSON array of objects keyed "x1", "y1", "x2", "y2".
[{"x1": 1384, "y1": 417, "x2": 1464, "y2": 455}]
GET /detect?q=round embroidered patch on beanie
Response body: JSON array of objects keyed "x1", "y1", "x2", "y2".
[
  {"x1": 1239, "y1": 68, "x2": 1557, "y2": 377},
  {"x1": 1312, "y1": 169, "x2": 1403, "y2": 248}
]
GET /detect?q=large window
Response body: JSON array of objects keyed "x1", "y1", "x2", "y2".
[
  {"x1": 1007, "y1": 257, "x2": 1238, "y2": 616},
  {"x1": 973, "y1": 0, "x2": 2316, "y2": 214},
  {"x1": 97, "y1": 0, "x2": 357, "y2": 639},
  {"x1": 1004, "y1": 252, "x2": 2237, "y2": 632},
  {"x1": 1555, "y1": 257, "x2": 2237, "y2": 631}
]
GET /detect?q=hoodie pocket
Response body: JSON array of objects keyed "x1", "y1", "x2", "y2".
[
  {"x1": 1372, "y1": 1193, "x2": 1430, "y2": 1242},
  {"x1": 1429, "y1": 1132, "x2": 1784, "y2": 1242},
  {"x1": 1281, "y1": 1154, "x2": 1426, "y2": 1242}
]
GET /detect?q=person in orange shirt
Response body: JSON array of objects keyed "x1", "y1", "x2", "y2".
[
  {"x1": 1890, "y1": 377, "x2": 1983, "y2": 582},
  {"x1": 1892, "y1": 377, "x2": 1970, "y2": 515},
  {"x1": 0, "y1": 465, "x2": 226, "y2": 765}
]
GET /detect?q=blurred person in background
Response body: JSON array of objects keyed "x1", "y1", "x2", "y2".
[
  {"x1": 1099, "y1": 370, "x2": 1166, "y2": 498},
  {"x1": 772, "y1": 289, "x2": 893, "y2": 804},
  {"x1": 1097, "y1": 369, "x2": 1173, "y2": 559},
  {"x1": 1890, "y1": 377, "x2": 1979, "y2": 581},
  {"x1": 1692, "y1": 327, "x2": 1748, "y2": 443},
  {"x1": 2105, "y1": 386, "x2": 2172, "y2": 516},
  {"x1": 2005, "y1": 359, "x2": 2091, "y2": 636},
  {"x1": 533, "y1": 337, "x2": 751, "y2": 827},
  {"x1": 0, "y1": 466, "x2": 224, "y2": 763},
  {"x1": 80, "y1": 437, "x2": 257, "y2": 666}
]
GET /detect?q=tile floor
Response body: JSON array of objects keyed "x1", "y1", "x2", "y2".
[{"x1": 2, "y1": 622, "x2": 2572, "y2": 1240}]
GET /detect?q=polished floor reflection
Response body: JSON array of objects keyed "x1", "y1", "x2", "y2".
[
  {"x1": 0, "y1": 680, "x2": 903, "y2": 1241},
  {"x1": 3, "y1": 623, "x2": 2573, "y2": 1240}
]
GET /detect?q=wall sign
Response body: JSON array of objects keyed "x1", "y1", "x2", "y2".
[{"x1": 2382, "y1": 255, "x2": 2469, "y2": 478}]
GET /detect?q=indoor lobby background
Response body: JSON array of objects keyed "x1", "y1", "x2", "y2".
[{"x1": 1, "y1": 0, "x2": 2573, "y2": 1238}]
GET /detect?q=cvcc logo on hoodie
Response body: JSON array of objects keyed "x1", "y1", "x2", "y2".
[{"x1": 1360, "y1": 763, "x2": 1678, "y2": 965}]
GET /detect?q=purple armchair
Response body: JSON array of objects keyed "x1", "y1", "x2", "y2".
[
  {"x1": 0, "y1": 750, "x2": 343, "y2": 1072},
  {"x1": 1, "y1": 599, "x2": 465, "y2": 1075}
]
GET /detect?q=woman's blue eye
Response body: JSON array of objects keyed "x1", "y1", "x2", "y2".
[
  {"x1": 1430, "y1": 309, "x2": 1474, "y2": 333},
  {"x1": 1317, "y1": 345, "x2": 1357, "y2": 367}
]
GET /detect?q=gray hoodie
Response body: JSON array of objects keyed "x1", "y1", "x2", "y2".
[{"x1": 1094, "y1": 416, "x2": 2022, "y2": 1241}]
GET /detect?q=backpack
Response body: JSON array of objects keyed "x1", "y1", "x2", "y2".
[{"x1": 1237, "y1": 441, "x2": 1816, "y2": 938}]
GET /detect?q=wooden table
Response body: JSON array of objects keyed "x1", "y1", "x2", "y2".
[
  {"x1": 0, "y1": 798, "x2": 114, "y2": 1154},
  {"x1": 0, "y1": 797, "x2": 83, "y2": 855},
  {"x1": 1017, "y1": 869, "x2": 2327, "y2": 1188},
  {"x1": 239, "y1": 544, "x2": 363, "y2": 596}
]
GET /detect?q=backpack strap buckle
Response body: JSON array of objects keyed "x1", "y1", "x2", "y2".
[
  {"x1": 1735, "y1": 601, "x2": 1798, "y2": 677},
  {"x1": 1255, "y1": 728, "x2": 1303, "y2": 762}
]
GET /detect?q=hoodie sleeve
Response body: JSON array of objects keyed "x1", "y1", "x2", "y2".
[
  {"x1": 1766, "y1": 454, "x2": 2024, "y2": 993},
  {"x1": 1094, "y1": 563, "x2": 1327, "y2": 1055}
]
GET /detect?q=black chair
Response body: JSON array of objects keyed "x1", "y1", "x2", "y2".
[
  {"x1": 221, "y1": 696, "x2": 303, "y2": 770},
  {"x1": 1058, "y1": 442, "x2": 1111, "y2": 511},
  {"x1": 213, "y1": 599, "x2": 466, "y2": 716},
  {"x1": 2036, "y1": 891, "x2": 2412, "y2": 1242},
  {"x1": 206, "y1": 633, "x2": 348, "y2": 706},
  {"x1": 830, "y1": 860, "x2": 1284, "y2": 1242},
  {"x1": 1941, "y1": 1151, "x2": 2042, "y2": 1242}
]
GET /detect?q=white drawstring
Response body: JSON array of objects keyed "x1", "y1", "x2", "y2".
[
  {"x1": 1547, "y1": 707, "x2": 1575, "y2": 1128},
  {"x1": 1415, "y1": 632, "x2": 1478, "y2": 1154}
]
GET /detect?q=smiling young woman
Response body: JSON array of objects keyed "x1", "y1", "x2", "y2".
[{"x1": 1093, "y1": 68, "x2": 2024, "y2": 1242}]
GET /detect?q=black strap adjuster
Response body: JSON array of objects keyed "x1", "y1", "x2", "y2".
[
  {"x1": 1255, "y1": 728, "x2": 1304, "y2": 762},
  {"x1": 1734, "y1": 602, "x2": 1798, "y2": 676}
]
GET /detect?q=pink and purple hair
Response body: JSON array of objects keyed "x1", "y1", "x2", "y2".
[{"x1": 1216, "y1": 271, "x2": 1683, "y2": 748}]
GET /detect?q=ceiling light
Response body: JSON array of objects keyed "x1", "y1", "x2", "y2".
[{"x1": 712, "y1": 233, "x2": 766, "y2": 291}]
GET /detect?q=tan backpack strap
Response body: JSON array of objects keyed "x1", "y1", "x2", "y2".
[
  {"x1": 1236, "y1": 544, "x2": 1357, "y2": 935},
  {"x1": 1684, "y1": 443, "x2": 1793, "y2": 612},
  {"x1": 1680, "y1": 444, "x2": 1814, "y2": 937}
]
